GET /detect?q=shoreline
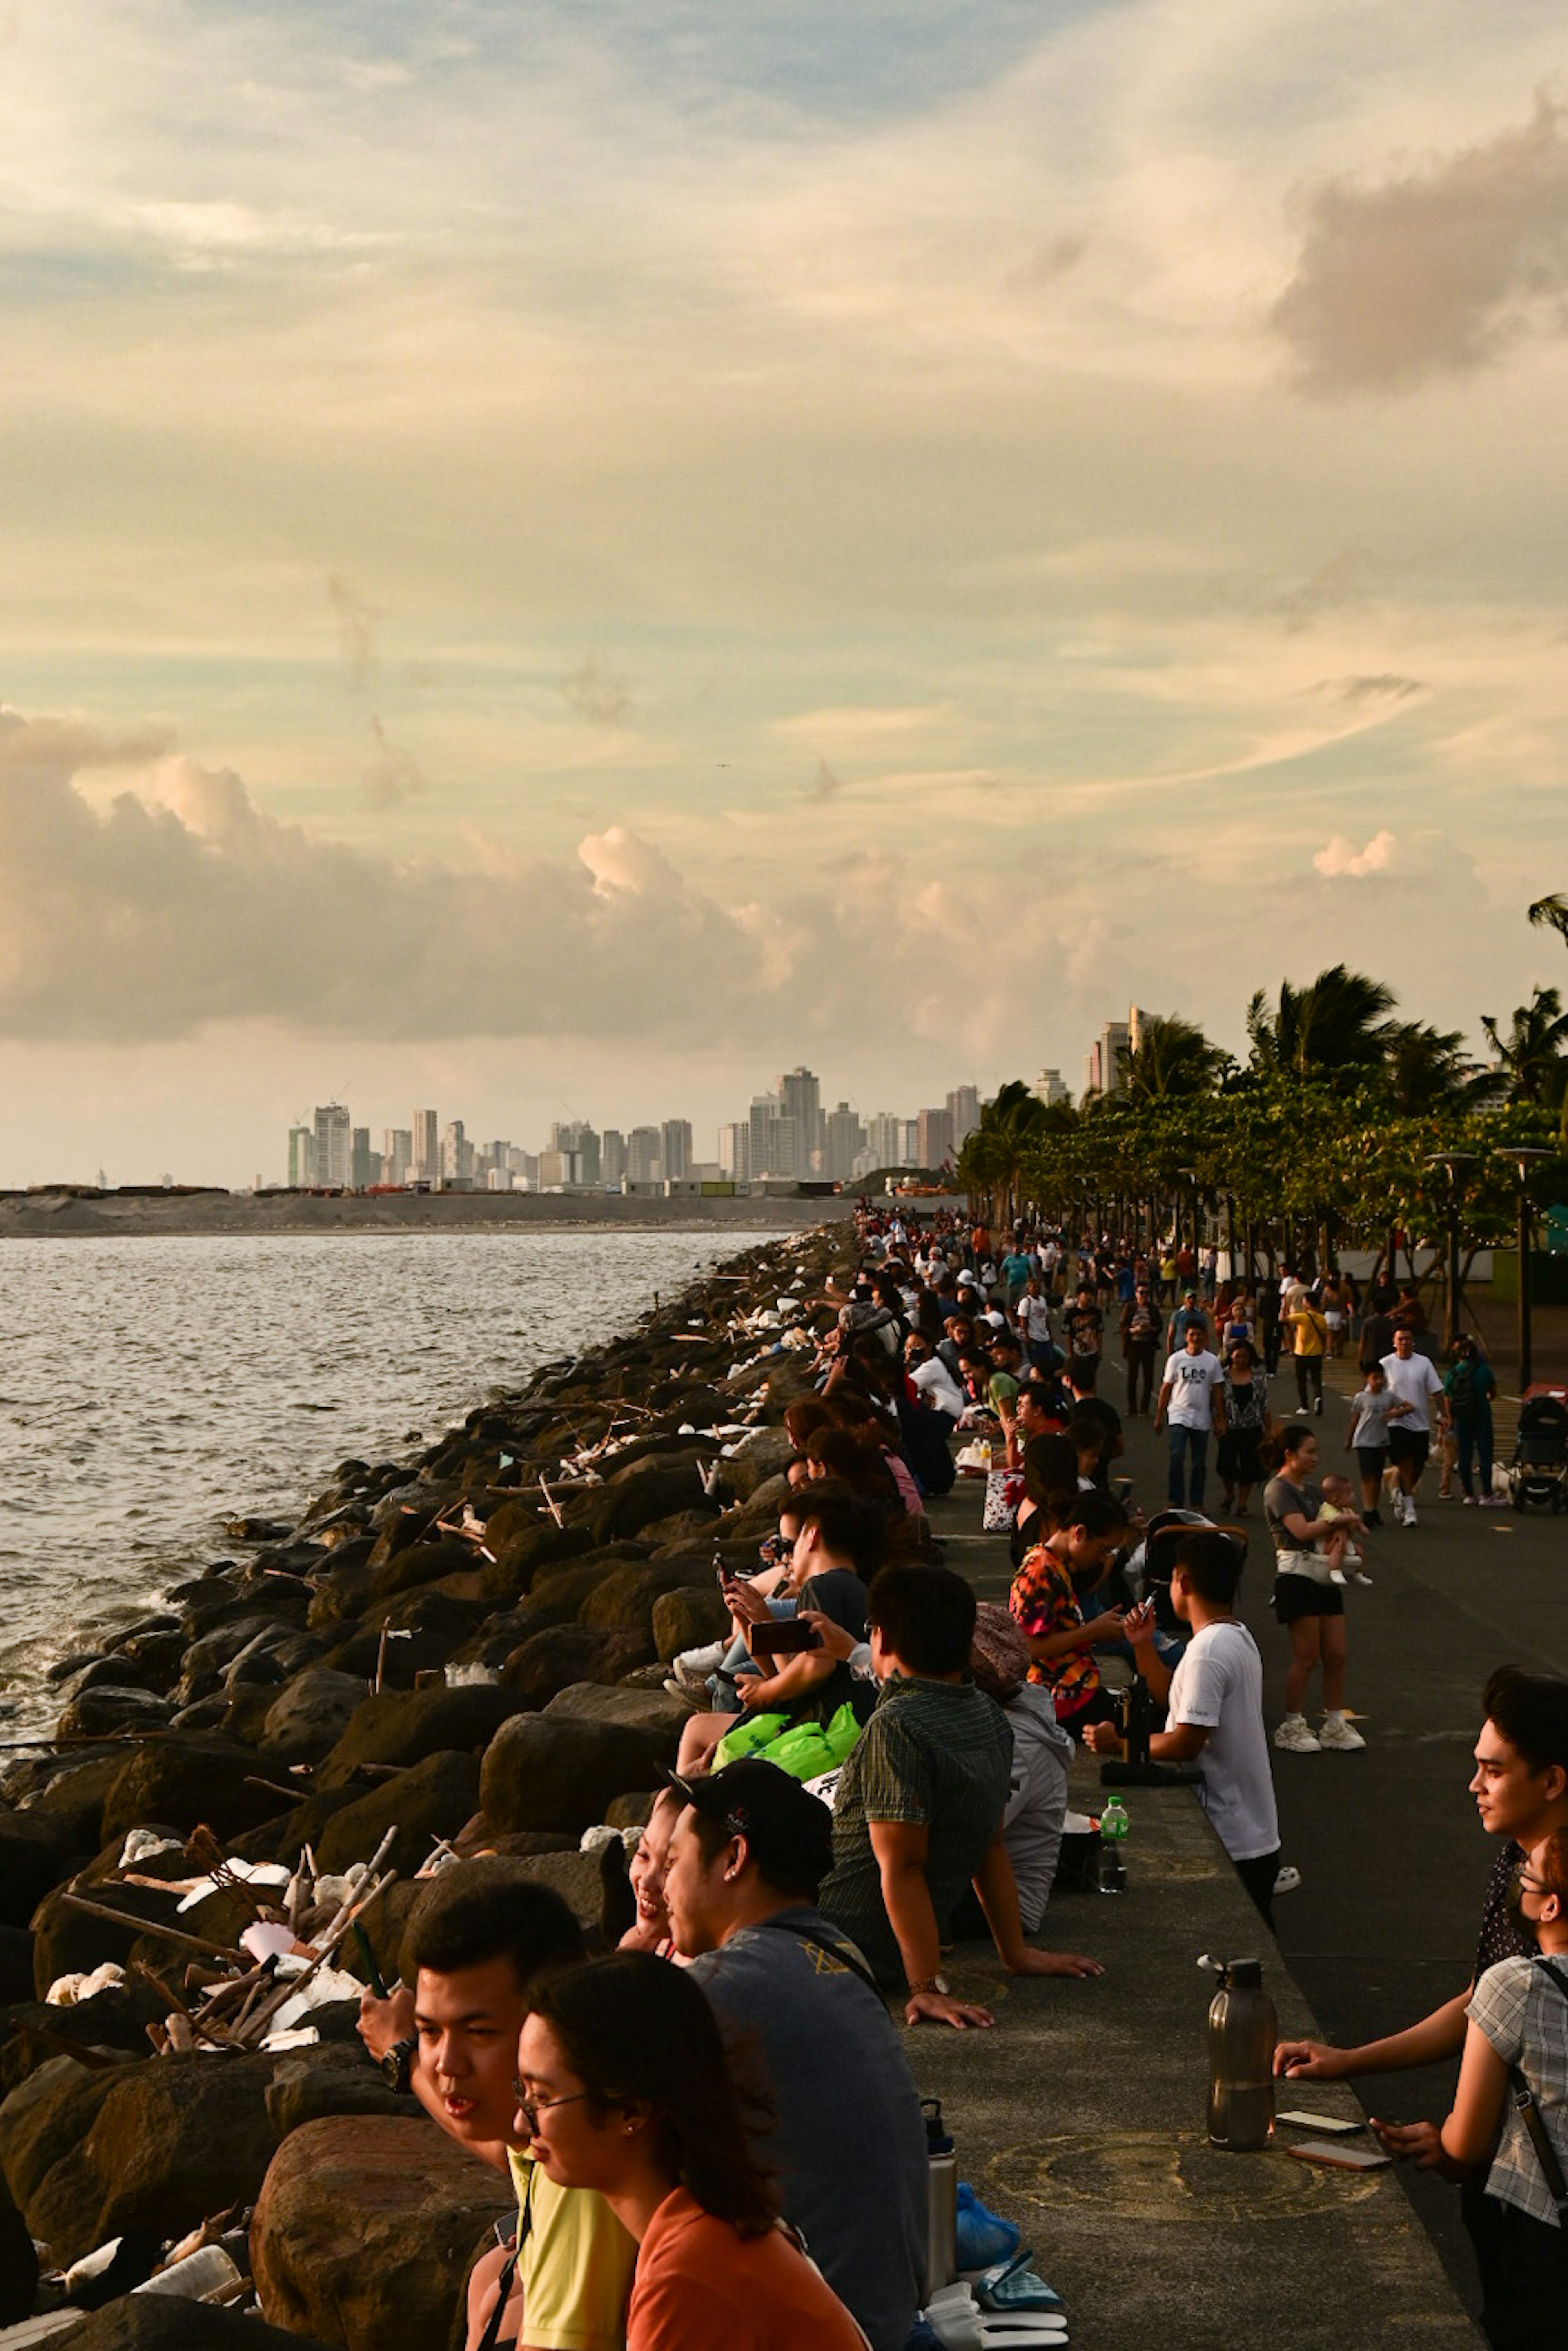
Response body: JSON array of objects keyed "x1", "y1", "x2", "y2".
[{"x1": 0, "y1": 1189, "x2": 833, "y2": 1240}]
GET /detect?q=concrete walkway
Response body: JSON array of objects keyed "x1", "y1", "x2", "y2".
[{"x1": 908, "y1": 1391, "x2": 1491, "y2": 2350}]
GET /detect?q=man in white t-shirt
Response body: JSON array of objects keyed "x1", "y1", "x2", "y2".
[
  {"x1": 1089, "y1": 1527, "x2": 1281, "y2": 1923},
  {"x1": 1014, "y1": 1276, "x2": 1058, "y2": 1370},
  {"x1": 1380, "y1": 1328, "x2": 1450, "y2": 1528},
  {"x1": 1154, "y1": 1324, "x2": 1227, "y2": 1510}
]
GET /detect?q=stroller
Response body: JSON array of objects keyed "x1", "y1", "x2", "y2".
[{"x1": 1508, "y1": 1390, "x2": 1568, "y2": 1514}]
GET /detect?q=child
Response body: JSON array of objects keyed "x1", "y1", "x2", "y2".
[
  {"x1": 1344, "y1": 1363, "x2": 1395, "y2": 1527},
  {"x1": 1382, "y1": 1829, "x2": 1568, "y2": 2346},
  {"x1": 1319, "y1": 1473, "x2": 1372, "y2": 1588}
]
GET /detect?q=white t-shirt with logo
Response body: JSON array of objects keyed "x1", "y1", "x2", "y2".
[
  {"x1": 1380, "y1": 1350, "x2": 1446, "y2": 1434},
  {"x1": 1168, "y1": 1620, "x2": 1278, "y2": 1863},
  {"x1": 1161, "y1": 1349, "x2": 1225, "y2": 1430},
  {"x1": 1016, "y1": 1293, "x2": 1055, "y2": 1344},
  {"x1": 910, "y1": 1356, "x2": 965, "y2": 1418}
]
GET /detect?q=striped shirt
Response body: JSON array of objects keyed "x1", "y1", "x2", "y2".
[
  {"x1": 1467, "y1": 1955, "x2": 1568, "y2": 2229},
  {"x1": 818, "y1": 1674, "x2": 1013, "y2": 1988}
]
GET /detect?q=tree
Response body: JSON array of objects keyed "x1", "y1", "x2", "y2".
[
  {"x1": 954, "y1": 1081, "x2": 1067, "y2": 1226},
  {"x1": 1528, "y1": 893, "x2": 1568, "y2": 947},
  {"x1": 1246, "y1": 965, "x2": 1399, "y2": 1078},
  {"x1": 1479, "y1": 986, "x2": 1568, "y2": 1107},
  {"x1": 1380, "y1": 1022, "x2": 1477, "y2": 1114},
  {"x1": 1118, "y1": 1015, "x2": 1233, "y2": 1101}
]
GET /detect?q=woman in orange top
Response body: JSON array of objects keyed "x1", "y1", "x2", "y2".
[{"x1": 516, "y1": 1951, "x2": 866, "y2": 2351}]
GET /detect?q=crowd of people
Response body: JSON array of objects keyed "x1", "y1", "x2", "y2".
[{"x1": 349, "y1": 1205, "x2": 1564, "y2": 2351}]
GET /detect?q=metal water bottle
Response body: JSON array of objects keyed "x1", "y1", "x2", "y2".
[
  {"x1": 1205, "y1": 1957, "x2": 1277, "y2": 2151},
  {"x1": 922, "y1": 2096, "x2": 957, "y2": 2300}
]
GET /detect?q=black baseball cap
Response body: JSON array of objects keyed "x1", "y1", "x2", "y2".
[{"x1": 664, "y1": 1760, "x2": 835, "y2": 1897}]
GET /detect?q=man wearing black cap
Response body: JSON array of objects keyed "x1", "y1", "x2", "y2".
[{"x1": 663, "y1": 1760, "x2": 927, "y2": 2351}]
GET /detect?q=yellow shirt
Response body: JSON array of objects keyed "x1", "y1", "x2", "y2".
[
  {"x1": 505, "y1": 2147, "x2": 637, "y2": 2351},
  {"x1": 1288, "y1": 1307, "x2": 1327, "y2": 1358}
]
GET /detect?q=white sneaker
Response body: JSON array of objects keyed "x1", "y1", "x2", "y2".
[
  {"x1": 675, "y1": 1641, "x2": 725, "y2": 1674},
  {"x1": 1319, "y1": 1712, "x2": 1367, "y2": 1752},
  {"x1": 1274, "y1": 1864, "x2": 1303, "y2": 1895},
  {"x1": 1274, "y1": 1713, "x2": 1322, "y2": 1753},
  {"x1": 1329, "y1": 1567, "x2": 1347, "y2": 1585},
  {"x1": 1403, "y1": 1500, "x2": 1418, "y2": 1528},
  {"x1": 1350, "y1": 1571, "x2": 1373, "y2": 1587}
]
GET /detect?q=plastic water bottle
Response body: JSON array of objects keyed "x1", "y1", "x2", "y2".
[
  {"x1": 921, "y1": 2096, "x2": 957, "y2": 2300},
  {"x1": 1097, "y1": 1795, "x2": 1129, "y2": 1892},
  {"x1": 1205, "y1": 1957, "x2": 1278, "y2": 2151}
]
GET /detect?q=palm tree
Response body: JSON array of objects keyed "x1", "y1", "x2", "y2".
[
  {"x1": 1528, "y1": 894, "x2": 1568, "y2": 946},
  {"x1": 1247, "y1": 964, "x2": 1399, "y2": 1077},
  {"x1": 1380, "y1": 1022, "x2": 1477, "y2": 1113},
  {"x1": 955, "y1": 1081, "x2": 1062, "y2": 1225},
  {"x1": 1479, "y1": 986, "x2": 1568, "y2": 1106},
  {"x1": 1118, "y1": 1015, "x2": 1232, "y2": 1101}
]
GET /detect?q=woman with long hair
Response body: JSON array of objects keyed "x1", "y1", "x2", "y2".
[
  {"x1": 517, "y1": 1952, "x2": 866, "y2": 2350},
  {"x1": 1263, "y1": 1423, "x2": 1368, "y2": 1755}
]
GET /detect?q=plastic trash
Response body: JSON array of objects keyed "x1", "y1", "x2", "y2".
[
  {"x1": 46, "y1": 1962, "x2": 126, "y2": 2007},
  {"x1": 132, "y1": 2246, "x2": 243, "y2": 2301},
  {"x1": 118, "y1": 1830, "x2": 184, "y2": 1868},
  {"x1": 240, "y1": 1922, "x2": 300, "y2": 1964}
]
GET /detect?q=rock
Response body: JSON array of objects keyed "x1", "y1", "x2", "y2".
[
  {"x1": 722, "y1": 1423, "x2": 797, "y2": 1497},
  {"x1": 713, "y1": 1475, "x2": 791, "y2": 1540},
  {"x1": 650, "y1": 1583, "x2": 730, "y2": 1662},
  {"x1": 636, "y1": 1507, "x2": 719, "y2": 1550},
  {"x1": 109, "y1": 1627, "x2": 189, "y2": 1692},
  {"x1": 544, "y1": 1682, "x2": 690, "y2": 1737},
  {"x1": 499, "y1": 1625, "x2": 652, "y2": 1706},
  {"x1": 56, "y1": 1686, "x2": 175, "y2": 1741},
  {"x1": 581, "y1": 1454, "x2": 708, "y2": 1545},
  {"x1": 316, "y1": 1751, "x2": 483, "y2": 1879},
  {"x1": 316, "y1": 1684, "x2": 535, "y2": 1790},
  {"x1": 100, "y1": 1738, "x2": 288, "y2": 1848},
  {"x1": 176, "y1": 1614, "x2": 295, "y2": 1704},
  {"x1": 578, "y1": 1558, "x2": 713, "y2": 1642},
  {"x1": 484, "y1": 1847, "x2": 615, "y2": 1930},
  {"x1": 0, "y1": 1812, "x2": 84, "y2": 1931},
  {"x1": 0, "y1": 1930, "x2": 33, "y2": 2007},
  {"x1": 0, "y1": 2163, "x2": 36, "y2": 2323},
  {"x1": 0, "y1": 2053, "x2": 126, "y2": 2215},
  {"x1": 322, "y1": 1626, "x2": 458, "y2": 1690},
  {"x1": 251, "y1": 2114, "x2": 512, "y2": 2351},
  {"x1": 65, "y1": 2298, "x2": 334, "y2": 2351},
  {"x1": 264, "y1": 2046, "x2": 409, "y2": 2140},
  {"x1": 259, "y1": 1668, "x2": 369, "y2": 1763},
  {"x1": 60, "y1": 1654, "x2": 170, "y2": 1701},
  {"x1": 478, "y1": 1515, "x2": 592, "y2": 1604},
  {"x1": 20, "y1": 2049, "x2": 286, "y2": 2267},
  {"x1": 479, "y1": 1708, "x2": 679, "y2": 1837},
  {"x1": 305, "y1": 1553, "x2": 382, "y2": 1634},
  {"x1": 377, "y1": 1587, "x2": 488, "y2": 1641},
  {"x1": 9, "y1": 1750, "x2": 125, "y2": 1854},
  {"x1": 368, "y1": 1535, "x2": 479, "y2": 1605}
]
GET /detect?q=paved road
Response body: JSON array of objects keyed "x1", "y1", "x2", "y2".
[{"x1": 1100, "y1": 1338, "x2": 1568, "y2": 2305}]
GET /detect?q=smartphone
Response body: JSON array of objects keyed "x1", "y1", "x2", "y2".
[
  {"x1": 749, "y1": 1621, "x2": 823, "y2": 1656},
  {"x1": 1276, "y1": 2110, "x2": 1363, "y2": 2135},
  {"x1": 1286, "y1": 2139, "x2": 1389, "y2": 2172}
]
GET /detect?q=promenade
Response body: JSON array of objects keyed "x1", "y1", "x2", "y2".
[{"x1": 905, "y1": 1323, "x2": 1568, "y2": 2348}]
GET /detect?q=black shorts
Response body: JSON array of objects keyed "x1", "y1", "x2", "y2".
[
  {"x1": 1387, "y1": 1427, "x2": 1430, "y2": 1473},
  {"x1": 1355, "y1": 1447, "x2": 1390, "y2": 1479},
  {"x1": 1217, "y1": 1431, "x2": 1263, "y2": 1485},
  {"x1": 1272, "y1": 1571, "x2": 1345, "y2": 1625}
]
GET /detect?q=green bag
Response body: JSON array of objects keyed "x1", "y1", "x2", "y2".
[{"x1": 714, "y1": 1699, "x2": 864, "y2": 1782}]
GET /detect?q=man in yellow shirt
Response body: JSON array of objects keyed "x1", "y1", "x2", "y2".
[
  {"x1": 358, "y1": 1862, "x2": 635, "y2": 2351},
  {"x1": 1287, "y1": 1296, "x2": 1329, "y2": 1418}
]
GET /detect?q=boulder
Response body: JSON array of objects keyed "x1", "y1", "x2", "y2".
[
  {"x1": 251, "y1": 2114, "x2": 512, "y2": 2351},
  {"x1": 60, "y1": 1654, "x2": 171, "y2": 1701},
  {"x1": 21, "y1": 2049, "x2": 286, "y2": 2266},
  {"x1": 578, "y1": 1559, "x2": 713, "y2": 1643},
  {"x1": 0, "y1": 2163, "x2": 36, "y2": 2323},
  {"x1": 722, "y1": 1423, "x2": 797, "y2": 1497},
  {"x1": 368, "y1": 1535, "x2": 479, "y2": 1604},
  {"x1": 636, "y1": 1507, "x2": 720, "y2": 1550},
  {"x1": 109, "y1": 1627, "x2": 189, "y2": 1693},
  {"x1": 477, "y1": 1516, "x2": 593, "y2": 1604},
  {"x1": 0, "y1": 1812, "x2": 84, "y2": 1931},
  {"x1": 56, "y1": 1686, "x2": 175, "y2": 1741},
  {"x1": 499, "y1": 1625, "x2": 652, "y2": 1707},
  {"x1": 100, "y1": 1739, "x2": 289, "y2": 1848},
  {"x1": 544, "y1": 1682, "x2": 690, "y2": 1738},
  {"x1": 322, "y1": 1626, "x2": 454, "y2": 1690},
  {"x1": 484, "y1": 1846, "x2": 617, "y2": 1930},
  {"x1": 650, "y1": 1583, "x2": 730, "y2": 1662},
  {"x1": 376, "y1": 1587, "x2": 488, "y2": 1641},
  {"x1": 316, "y1": 1751, "x2": 483, "y2": 1879},
  {"x1": 0, "y1": 1930, "x2": 33, "y2": 2008},
  {"x1": 260, "y1": 1668, "x2": 369, "y2": 1763},
  {"x1": 27, "y1": 1875, "x2": 193, "y2": 2000},
  {"x1": 0, "y1": 2053, "x2": 127, "y2": 2214},
  {"x1": 581, "y1": 1454, "x2": 708, "y2": 1545},
  {"x1": 305, "y1": 1553, "x2": 382, "y2": 1634},
  {"x1": 479, "y1": 1708, "x2": 679, "y2": 1837},
  {"x1": 263, "y1": 2046, "x2": 409, "y2": 2141},
  {"x1": 64, "y1": 2297, "x2": 334, "y2": 2351},
  {"x1": 316, "y1": 1685, "x2": 535, "y2": 1791},
  {"x1": 712, "y1": 1474, "x2": 791, "y2": 1540},
  {"x1": 22, "y1": 1751, "x2": 131, "y2": 1852}
]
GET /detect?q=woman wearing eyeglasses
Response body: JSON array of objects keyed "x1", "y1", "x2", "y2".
[{"x1": 514, "y1": 1950, "x2": 867, "y2": 2351}]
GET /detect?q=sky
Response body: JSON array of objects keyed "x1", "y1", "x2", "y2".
[{"x1": 2, "y1": 0, "x2": 1568, "y2": 1184}]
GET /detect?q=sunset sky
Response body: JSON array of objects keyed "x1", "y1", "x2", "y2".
[{"x1": 3, "y1": 0, "x2": 1567, "y2": 1182}]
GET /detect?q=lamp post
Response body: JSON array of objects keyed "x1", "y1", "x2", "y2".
[
  {"x1": 1493, "y1": 1147, "x2": 1553, "y2": 1392},
  {"x1": 1424, "y1": 1153, "x2": 1478, "y2": 1351},
  {"x1": 1177, "y1": 1167, "x2": 1196, "y2": 1267}
]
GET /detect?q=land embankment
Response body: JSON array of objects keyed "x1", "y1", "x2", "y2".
[{"x1": 0, "y1": 1188, "x2": 832, "y2": 1240}]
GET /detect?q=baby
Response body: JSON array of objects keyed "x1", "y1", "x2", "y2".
[{"x1": 1319, "y1": 1472, "x2": 1372, "y2": 1587}]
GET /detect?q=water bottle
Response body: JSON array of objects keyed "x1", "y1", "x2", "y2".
[
  {"x1": 1097, "y1": 1795, "x2": 1128, "y2": 1892},
  {"x1": 1123, "y1": 1675, "x2": 1155, "y2": 1770},
  {"x1": 1205, "y1": 1957, "x2": 1278, "y2": 2151},
  {"x1": 921, "y1": 2096, "x2": 957, "y2": 2300}
]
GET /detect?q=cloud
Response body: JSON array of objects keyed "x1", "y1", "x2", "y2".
[
  {"x1": 561, "y1": 659, "x2": 632, "y2": 725},
  {"x1": 326, "y1": 574, "x2": 380, "y2": 690},
  {"x1": 1312, "y1": 673, "x2": 1425, "y2": 705},
  {"x1": 0, "y1": 707, "x2": 175, "y2": 778},
  {"x1": 807, "y1": 755, "x2": 842, "y2": 800},
  {"x1": 1313, "y1": 828, "x2": 1396, "y2": 877},
  {"x1": 1273, "y1": 94, "x2": 1568, "y2": 394},
  {"x1": 361, "y1": 717, "x2": 425, "y2": 810}
]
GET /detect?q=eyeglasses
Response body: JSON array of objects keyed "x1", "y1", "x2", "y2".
[{"x1": 512, "y1": 2085, "x2": 595, "y2": 2132}]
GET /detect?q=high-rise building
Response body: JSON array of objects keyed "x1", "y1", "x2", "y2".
[
  {"x1": 537, "y1": 1148, "x2": 577, "y2": 1188},
  {"x1": 660, "y1": 1119, "x2": 692, "y2": 1182},
  {"x1": 823, "y1": 1102, "x2": 865, "y2": 1184},
  {"x1": 1083, "y1": 1007, "x2": 1150, "y2": 1098},
  {"x1": 626, "y1": 1126, "x2": 662, "y2": 1183},
  {"x1": 313, "y1": 1103, "x2": 351, "y2": 1188},
  {"x1": 717, "y1": 1122, "x2": 750, "y2": 1181},
  {"x1": 865, "y1": 1112, "x2": 910, "y2": 1172},
  {"x1": 383, "y1": 1128, "x2": 413, "y2": 1184},
  {"x1": 350, "y1": 1127, "x2": 381, "y2": 1189},
  {"x1": 601, "y1": 1129, "x2": 626, "y2": 1187},
  {"x1": 1036, "y1": 1070, "x2": 1070, "y2": 1108},
  {"x1": 916, "y1": 1108, "x2": 953, "y2": 1170},
  {"x1": 778, "y1": 1068, "x2": 822, "y2": 1171},
  {"x1": 946, "y1": 1086, "x2": 980, "y2": 1149},
  {"x1": 287, "y1": 1126, "x2": 314, "y2": 1187},
  {"x1": 748, "y1": 1094, "x2": 800, "y2": 1177},
  {"x1": 441, "y1": 1120, "x2": 474, "y2": 1184},
  {"x1": 550, "y1": 1121, "x2": 601, "y2": 1185},
  {"x1": 412, "y1": 1109, "x2": 439, "y2": 1182}
]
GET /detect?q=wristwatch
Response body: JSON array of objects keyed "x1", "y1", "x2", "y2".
[
  {"x1": 380, "y1": 2035, "x2": 418, "y2": 2093},
  {"x1": 908, "y1": 1975, "x2": 951, "y2": 1998}
]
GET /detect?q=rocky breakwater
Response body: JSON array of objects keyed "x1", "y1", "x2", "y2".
[{"x1": 0, "y1": 1225, "x2": 852, "y2": 2351}]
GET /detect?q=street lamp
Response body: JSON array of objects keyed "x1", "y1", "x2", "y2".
[
  {"x1": 1492, "y1": 1147, "x2": 1554, "y2": 1392},
  {"x1": 1176, "y1": 1167, "x2": 1196, "y2": 1265},
  {"x1": 1424, "y1": 1153, "x2": 1479, "y2": 1351}
]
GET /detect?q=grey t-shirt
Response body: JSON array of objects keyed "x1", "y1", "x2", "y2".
[
  {"x1": 687, "y1": 1908, "x2": 927, "y2": 2351},
  {"x1": 1263, "y1": 1475, "x2": 1321, "y2": 1562}
]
